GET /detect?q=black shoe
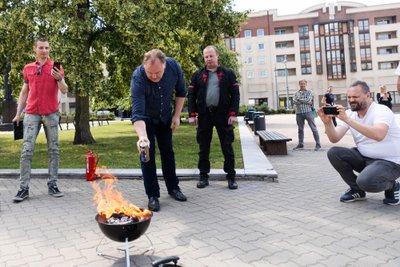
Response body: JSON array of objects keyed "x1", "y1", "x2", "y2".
[
  {"x1": 13, "y1": 188, "x2": 29, "y2": 202},
  {"x1": 169, "y1": 189, "x2": 187, "y2": 202},
  {"x1": 383, "y1": 181, "x2": 400, "y2": 206},
  {"x1": 340, "y1": 188, "x2": 366, "y2": 203},
  {"x1": 293, "y1": 144, "x2": 304, "y2": 150},
  {"x1": 48, "y1": 184, "x2": 64, "y2": 197},
  {"x1": 148, "y1": 196, "x2": 160, "y2": 211},
  {"x1": 228, "y1": 178, "x2": 238, "y2": 190},
  {"x1": 314, "y1": 145, "x2": 321, "y2": 151},
  {"x1": 197, "y1": 178, "x2": 209, "y2": 188}
]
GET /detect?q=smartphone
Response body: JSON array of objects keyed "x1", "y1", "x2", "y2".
[
  {"x1": 323, "y1": 106, "x2": 339, "y2": 115},
  {"x1": 53, "y1": 61, "x2": 61, "y2": 71}
]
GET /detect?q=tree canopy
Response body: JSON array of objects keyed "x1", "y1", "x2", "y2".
[{"x1": 0, "y1": 0, "x2": 247, "y2": 144}]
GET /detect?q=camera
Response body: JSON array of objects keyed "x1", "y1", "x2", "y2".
[
  {"x1": 323, "y1": 106, "x2": 339, "y2": 115},
  {"x1": 53, "y1": 61, "x2": 61, "y2": 70}
]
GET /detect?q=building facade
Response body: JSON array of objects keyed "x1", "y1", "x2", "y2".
[{"x1": 226, "y1": 1, "x2": 400, "y2": 110}]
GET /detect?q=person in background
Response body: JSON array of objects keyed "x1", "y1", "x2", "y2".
[
  {"x1": 188, "y1": 45, "x2": 240, "y2": 190},
  {"x1": 293, "y1": 79, "x2": 321, "y2": 151},
  {"x1": 321, "y1": 85, "x2": 337, "y2": 126},
  {"x1": 130, "y1": 49, "x2": 187, "y2": 212},
  {"x1": 318, "y1": 80, "x2": 400, "y2": 205},
  {"x1": 377, "y1": 85, "x2": 392, "y2": 110},
  {"x1": 12, "y1": 37, "x2": 68, "y2": 202}
]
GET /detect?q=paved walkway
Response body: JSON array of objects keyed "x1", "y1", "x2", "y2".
[{"x1": 1, "y1": 114, "x2": 400, "y2": 266}]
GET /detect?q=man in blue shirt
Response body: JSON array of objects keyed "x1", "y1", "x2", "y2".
[{"x1": 131, "y1": 49, "x2": 187, "y2": 212}]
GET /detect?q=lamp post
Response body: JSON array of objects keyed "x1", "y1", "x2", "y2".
[
  {"x1": 274, "y1": 65, "x2": 279, "y2": 109},
  {"x1": 283, "y1": 55, "x2": 291, "y2": 110}
]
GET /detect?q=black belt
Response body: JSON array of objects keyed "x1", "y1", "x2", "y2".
[{"x1": 207, "y1": 106, "x2": 217, "y2": 112}]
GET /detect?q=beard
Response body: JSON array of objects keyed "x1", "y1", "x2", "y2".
[{"x1": 349, "y1": 101, "x2": 367, "y2": 111}]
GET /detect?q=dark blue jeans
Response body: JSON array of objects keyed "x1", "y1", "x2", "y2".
[
  {"x1": 327, "y1": 146, "x2": 400, "y2": 192},
  {"x1": 141, "y1": 120, "x2": 180, "y2": 198}
]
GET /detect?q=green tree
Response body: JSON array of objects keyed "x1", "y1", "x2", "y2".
[{"x1": 0, "y1": 0, "x2": 247, "y2": 144}]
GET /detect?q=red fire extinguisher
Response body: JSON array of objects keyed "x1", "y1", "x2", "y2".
[{"x1": 85, "y1": 150, "x2": 98, "y2": 181}]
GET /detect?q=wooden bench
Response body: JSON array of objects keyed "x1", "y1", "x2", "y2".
[
  {"x1": 96, "y1": 115, "x2": 110, "y2": 126},
  {"x1": 58, "y1": 115, "x2": 74, "y2": 130},
  {"x1": 256, "y1": 130, "x2": 292, "y2": 155}
]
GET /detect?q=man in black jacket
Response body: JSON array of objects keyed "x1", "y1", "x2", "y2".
[{"x1": 188, "y1": 45, "x2": 240, "y2": 189}]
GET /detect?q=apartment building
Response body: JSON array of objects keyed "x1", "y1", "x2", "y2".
[{"x1": 226, "y1": 1, "x2": 400, "y2": 110}]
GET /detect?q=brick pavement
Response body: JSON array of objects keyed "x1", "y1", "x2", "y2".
[{"x1": 1, "y1": 114, "x2": 400, "y2": 267}]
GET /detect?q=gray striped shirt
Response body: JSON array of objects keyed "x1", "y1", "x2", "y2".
[{"x1": 293, "y1": 89, "x2": 314, "y2": 114}]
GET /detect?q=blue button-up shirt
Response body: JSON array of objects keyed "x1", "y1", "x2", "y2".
[{"x1": 130, "y1": 57, "x2": 186, "y2": 124}]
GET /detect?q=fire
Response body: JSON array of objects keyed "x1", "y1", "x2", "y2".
[{"x1": 91, "y1": 171, "x2": 152, "y2": 221}]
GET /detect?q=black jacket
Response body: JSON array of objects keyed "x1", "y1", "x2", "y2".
[{"x1": 188, "y1": 66, "x2": 240, "y2": 117}]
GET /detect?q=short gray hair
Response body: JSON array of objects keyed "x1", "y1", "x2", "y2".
[{"x1": 143, "y1": 49, "x2": 166, "y2": 65}]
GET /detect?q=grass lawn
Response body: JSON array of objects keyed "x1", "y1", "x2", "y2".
[{"x1": 0, "y1": 121, "x2": 243, "y2": 169}]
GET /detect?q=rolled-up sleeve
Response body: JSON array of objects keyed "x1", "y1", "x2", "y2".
[{"x1": 130, "y1": 68, "x2": 147, "y2": 123}]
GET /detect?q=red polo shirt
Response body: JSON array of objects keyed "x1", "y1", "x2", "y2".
[{"x1": 24, "y1": 60, "x2": 64, "y2": 115}]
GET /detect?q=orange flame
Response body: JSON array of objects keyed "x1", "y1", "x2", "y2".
[{"x1": 91, "y1": 171, "x2": 152, "y2": 221}]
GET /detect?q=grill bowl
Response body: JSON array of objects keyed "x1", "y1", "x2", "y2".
[{"x1": 95, "y1": 210, "x2": 152, "y2": 242}]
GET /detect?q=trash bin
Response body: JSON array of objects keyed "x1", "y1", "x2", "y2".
[
  {"x1": 245, "y1": 109, "x2": 255, "y2": 124},
  {"x1": 253, "y1": 111, "x2": 265, "y2": 135}
]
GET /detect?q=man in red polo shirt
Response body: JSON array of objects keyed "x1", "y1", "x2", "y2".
[{"x1": 12, "y1": 37, "x2": 68, "y2": 203}]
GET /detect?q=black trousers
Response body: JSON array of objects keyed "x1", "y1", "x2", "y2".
[
  {"x1": 141, "y1": 120, "x2": 180, "y2": 198},
  {"x1": 197, "y1": 111, "x2": 236, "y2": 178}
]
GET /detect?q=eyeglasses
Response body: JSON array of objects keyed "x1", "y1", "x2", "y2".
[{"x1": 37, "y1": 64, "x2": 42, "y2": 75}]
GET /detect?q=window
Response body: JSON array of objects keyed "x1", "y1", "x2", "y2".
[
  {"x1": 361, "y1": 62, "x2": 372, "y2": 70},
  {"x1": 245, "y1": 57, "x2": 253, "y2": 65},
  {"x1": 276, "y1": 70, "x2": 286, "y2": 77},
  {"x1": 376, "y1": 32, "x2": 396, "y2": 40},
  {"x1": 378, "y1": 47, "x2": 398, "y2": 55},
  {"x1": 246, "y1": 70, "x2": 254, "y2": 79},
  {"x1": 229, "y1": 38, "x2": 235, "y2": 50},
  {"x1": 256, "y1": 29, "x2": 264, "y2": 36},
  {"x1": 299, "y1": 25, "x2": 309, "y2": 38},
  {"x1": 360, "y1": 48, "x2": 371, "y2": 61},
  {"x1": 359, "y1": 33, "x2": 370, "y2": 46},
  {"x1": 259, "y1": 70, "x2": 267, "y2": 78},
  {"x1": 299, "y1": 39, "x2": 310, "y2": 51},
  {"x1": 258, "y1": 43, "x2": 265, "y2": 50},
  {"x1": 379, "y1": 62, "x2": 398, "y2": 70},
  {"x1": 275, "y1": 42, "x2": 288, "y2": 49},
  {"x1": 258, "y1": 56, "x2": 266, "y2": 65},
  {"x1": 276, "y1": 55, "x2": 286, "y2": 63},
  {"x1": 244, "y1": 30, "x2": 252, "y2": 38},
  {"x1": 301, "y1": 67, "x2": 311, "y2": 75},
  {"x1": 358, "y1": 19, "x2": 369, "y2": 32},
  {"x1": 300, "y1": 53, "x2": 311, "y2": 65},
  {"x1": 245, "y1": 44, "x2": 252, "y2": 51},
  {"x1": 275, "y1": 29, "x2": 286, "y2": 35}
]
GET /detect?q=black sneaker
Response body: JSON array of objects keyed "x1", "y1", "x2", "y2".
[
  {"x1": 228, "y1": 178, "x2": 238, "y2": 190},
  {"x1": 293, "y1": 144, "x2": 304, "y2": 150},
  {"x1": 13, "y1": 188, "x2": 29, "y2": 202},
  {"x1": 314, "y1": 145, "x2": 321, "y2": 151},
  {"x1": 340, "y1": 188, "x2": 366, "y2": 202},
  {"x1": 383, "y1": 181, "x2": 400, "y2": 206},
  {"x1": 48, "y1": 184, "x2": 64, "y2": 198}
]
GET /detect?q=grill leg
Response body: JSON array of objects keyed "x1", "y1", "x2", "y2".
[{"x1": 125, "y1": 237, "x2": 131, "y2": 267}]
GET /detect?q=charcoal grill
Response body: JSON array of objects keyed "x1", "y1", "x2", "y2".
[{"x1": 95, "y1": 211, "x2": 153, "y2": 267}]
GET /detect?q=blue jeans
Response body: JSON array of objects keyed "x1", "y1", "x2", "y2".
[
  {"x1": 141, "y1": 120, "x2": 180, "y2": 198},
  {"x1": 296, "y1": 111, "x2": 320, "y2": 146},
  {"x1": 20, "y1": 113, "x2": 59, "y2": 189},
  {"x1": 327, "y1": 147, "x2": 400, "y2": 192}
]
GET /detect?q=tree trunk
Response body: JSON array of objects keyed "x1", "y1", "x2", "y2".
[{"x1": 73, "y1": 92, "x2": 95, "y2": 145}]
